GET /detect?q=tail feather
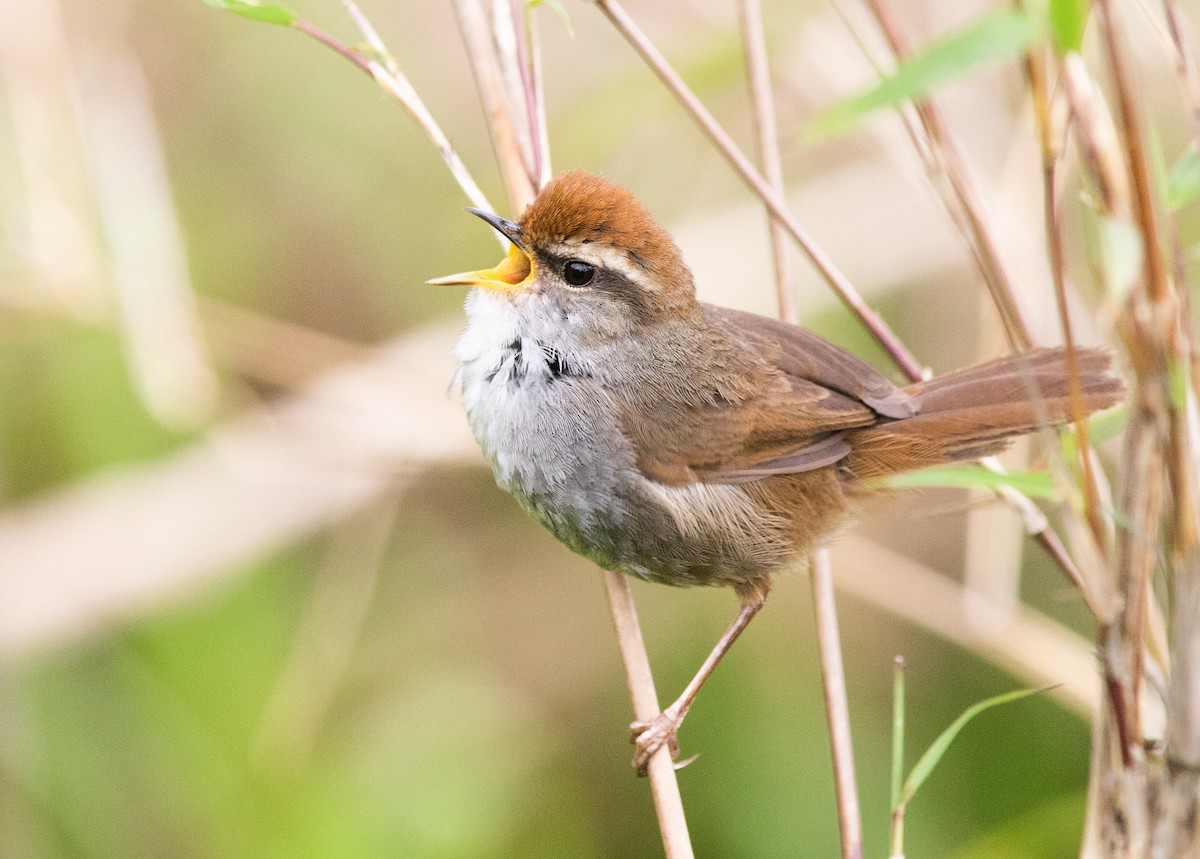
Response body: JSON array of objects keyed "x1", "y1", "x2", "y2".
[{"x1": 845, "y1": 347, "x2": 1124, "y2": 480}]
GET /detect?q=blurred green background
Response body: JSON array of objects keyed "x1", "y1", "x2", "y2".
[{"x1": 1, "y1": 0, "x2": 1160, "y2": 855}]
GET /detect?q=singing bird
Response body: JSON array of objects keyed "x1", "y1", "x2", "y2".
[{"x1": 430, "y1": 170, "x2": 1123, "y2": 773}]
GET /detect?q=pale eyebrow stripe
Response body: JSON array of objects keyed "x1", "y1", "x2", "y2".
[{"x1": 543, "y1": 240, "x2": 659, "y2": 292}]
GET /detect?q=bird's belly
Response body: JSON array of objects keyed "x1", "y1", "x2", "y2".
[{"x1": 459, "y1": 362, "x2": 794, "y2": 587}]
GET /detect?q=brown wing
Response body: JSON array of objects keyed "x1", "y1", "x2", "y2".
[
  {"x1": 710, "y1": 306, "x2": 918, "y2": 418},
  {"x1": 623, "y1": 306, "x2": 913, "y2": 486}
]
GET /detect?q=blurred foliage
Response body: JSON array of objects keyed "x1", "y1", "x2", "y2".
[{"x1": 1, "y1": 0, "x2": 1176, "y2": 856}]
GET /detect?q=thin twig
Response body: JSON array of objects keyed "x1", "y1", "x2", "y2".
[
  {"x1": 455, "y1": 0, "x2": 691, "y2": 844},
  {"x1": 863, "y1": 0, "x2": 1034, "y2": 353},
  {"x1": 812, "y1": 548, "x2": 864, "y2": 859},
  {"x1": 737, "y1": 0, "x2": 796, "y2": 325},
  {"x1": 596, "y1": 0, "x2": 924, "y2": 383},
  {"x1": 452, "y1": 0, "x2": 536, "y2": 214},
  {"x1": 527, "y1": 10, "x2": 552, "y2": 189},
  {"x1": 293, "y1": 6, "x2": 501, "y2": 235},
  {"x1": 1096, "y1": 0, "x2": 1171, "y2": 304},
  {"x1": 1022, "y1": 43, "x2": 1110, "y2": 560},
  {"x1": 738, "y1": 4, "x2": 863, "y2": 854},
  {"x1": 294, "y1": 19, "x2": 372, "y2": 73},
  {"x1": 604, "y1": 571, "x2": 694, "y2": 859},
  {"x1": 507, "y1": 0, "x2": 544, "y2": 188}
]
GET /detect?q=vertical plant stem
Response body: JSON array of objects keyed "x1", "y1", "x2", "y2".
[
  {"x1": 506, "y1": 0, "x2": 544, "y2": 186},
  {"x1": 452, "y1": 0, "x2": 536, "y2": 214},
  {"x1": 738, "y1": 8, "x2": 864, "y2": 854},
  {"x1": 604, "y1": 571, "x2": 694, "y2": 859},
  {"x1": 1024, "y1": 43, "x2": 1109, "y2": 551},
  {"x1": 450, "y1": 2, "x2": 690, "y2": 848},
  {"x1": 527, "y1": 9, "x2": 552, "y2": 189},
  {"x1": 812, "y1": 548, "x2": 864, "y2": 859},
  {"x1": 888, "y1": 655, "x2": 906, "y2": 858},
  {"x1": 890, "y1": 655, "x2": 905, "y2": 809},
  {"x1": 1095, "y1": 0, "x2": 1169, "y2": 304},
  {"x1": 300, "y1": 6, "x2": 501, "y2": 227},
  {"x1": 863, "y1": 0, "x2": 1034, "y2": 353},
  {"x1": 736, "y1": 0, "x2": 795, "y2": 325}
]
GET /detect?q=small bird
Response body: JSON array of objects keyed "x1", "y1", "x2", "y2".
[{"x1": 430, "y1": 170, "x2": 1124, "y2": 774}]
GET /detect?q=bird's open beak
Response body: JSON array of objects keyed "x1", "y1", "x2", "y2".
[{"x1": 426, "y1": 208, "x2": 535, "y2": 293}]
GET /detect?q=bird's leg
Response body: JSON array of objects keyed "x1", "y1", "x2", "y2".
[{"x1": 630, "y1": 578, "x2": 771, "y2": 776}]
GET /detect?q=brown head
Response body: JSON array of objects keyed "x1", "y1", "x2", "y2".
[{"x1": 429, "y1": 170, "x2": 697, "y2": 323}]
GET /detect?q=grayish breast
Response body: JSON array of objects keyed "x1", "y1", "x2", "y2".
[{"x1": 454, "y1": 289, "x2": 791, "y2": 588}]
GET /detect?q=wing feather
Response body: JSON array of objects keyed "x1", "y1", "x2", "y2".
[{"x1": 623, "y1": 306, "x2": 912, "y2": 486}]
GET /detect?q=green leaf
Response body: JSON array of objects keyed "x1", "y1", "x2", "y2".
[
  {"x1": 1096, "y1": 215, "x2": 1144, "y2": 299},
  {"x1": 1169, "y1": 359, "x2": 1190, "y2": 412},
  {"x1": 811, "y1": 10, "x2": 1044, "y2": 137},
  {"x1": 898, "y1": 687, "x2": 1047, "y2": 807},
  {"x1": 1048, "y1": 0, "x2": 1090, "y2": 55},
  {"x1": 877, "y1": 464, "x2": 1057, "y2": 499},
  {"x1": 1060, "y1": 402, "x2": 1127, "y2": 461},
  {"x1": 203, "y1": 0, "x2": 297, "y2": 26},
  {"x1": 1167, "y1": 147, "x2": 1200, "y2": 211},
  {"x1": 528, "y1": 0, "x2": 573, "y2": 35}
]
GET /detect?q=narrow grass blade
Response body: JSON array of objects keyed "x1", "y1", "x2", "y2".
[
  {"x1": 811, "y1": 9, "x2": 1043, "y2": 137},
  {"x1": 203, "y1": 0, "x2": 297, "y2": 26},
  {"x1": 1167, "y1": 147, "x2": 1200, "y2": 211},
  {"x1": 898, "y1": 687, "x2": 1048, "y2": 807},
  {"x1": 1060, "y1": 403, "x2": 1127, "y2": 462},
  {"x1": 1048, "y1": 0, "x2": 1090, "y2": 55},
  {"x1": 528, "y1": 0, "x2": 573, "y2": 35},
  {"x1": 876, "y1": 464, "x2": 1056, "y2": 499},
  {"x1": 890, "y1": 656, "x2": 906, "y2": 811}
]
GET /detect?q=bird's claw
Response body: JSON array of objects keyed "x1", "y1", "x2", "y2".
[{"x1": 629, "y1": 709, "x2": 686, "y2": 776}]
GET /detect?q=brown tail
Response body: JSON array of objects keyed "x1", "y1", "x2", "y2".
[{"x1": 844, "y1": 347, "x2": 1125, "y2": 480}]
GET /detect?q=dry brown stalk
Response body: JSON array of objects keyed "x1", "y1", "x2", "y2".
[
  {"x1": 737, "y1": 4, "x2": 864, "y2": 854},
  {"x1": 863, "y1": 0, "x2": 1035, "y2": 354}
]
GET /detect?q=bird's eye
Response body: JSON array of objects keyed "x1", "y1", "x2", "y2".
[{"x1": 562, "y1": 260, "x2": 595, "y2": 287}]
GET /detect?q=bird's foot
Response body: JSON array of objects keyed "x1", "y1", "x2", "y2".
[{"x1": 630, "y1": 706, "x2": 694, "y2": 777}]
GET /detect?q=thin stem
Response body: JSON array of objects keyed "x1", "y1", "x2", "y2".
[
  {"x1": 603, "y1": 571, "x2": 694, "y2": 859},
  {"x1": 889, "y1": 804, "x2": 906, "y2": 859},
  {"x1": 293, "y1": 19, "x2": 373, "y2": 75},
  {"x1": 812, "y1": 548, "x2": 864, "y2": 859},
  {"x1": 738, "y1": 2, "x2": 864, "y2": 850},
  {"x1": 1095, "y1": 0, "x2": 1170, "y2": 303},
  {"x1": 294, "y1": 6, "x2": 500, "y2": 236},
  {"x1": 507, "y1": 0, "x2": 544, "y2": 188},
  {"x1": 447, "y1": 0, "x2": 690, "y2": 845},
  {"x1": 596, "y1": 0, "x2": 924, "y2": 383},
  {"x1": 528, "y1": 10, "x2": 552, "y2": 189},
  {"x1": 890, "y1": 655, "x2": 905, "y2": 811},
  {"x1": 736, "y1": 0, "x2": 796, "y2": 325},
  {"x1": 452, "y1": 0, "x2": 536, "y2": 214},
  {"x1": 1022, "y1": 41, "x2": 1109, "y2": 554},
  {"x1": 863, "y1": 0, "x2": 1034, "y2": 353}
]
